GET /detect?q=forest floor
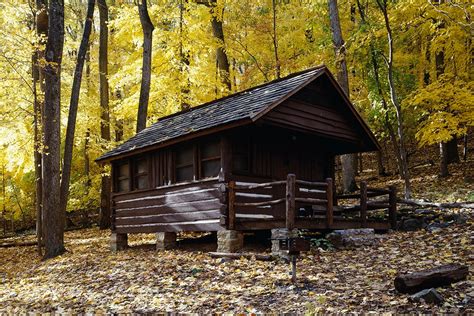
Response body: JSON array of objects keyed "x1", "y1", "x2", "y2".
[{"x1": 0, "y1": 150, "x2": 473, "y2": 313}]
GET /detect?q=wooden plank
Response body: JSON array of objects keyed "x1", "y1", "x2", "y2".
[
  {"x1": 360, "y1": 181, "x2": 367, "y2": 227},
  {"x1": 286, "y1": 174, "x2": 296, "y2": 229},
  {"x1": 228, "y1": 180, "x2": 236, "y2": 230},
  {"x1": 233, "y1": 218, "x2": 391, "y2": 231},
  {"x1": 234, "y1": 180, "x2": 286, "y2": 190},
  {"x1": 296, "y1": 189, "x2": 327, "y2": 200},
  {"x1": 115, "y1": 188, "x2": 222, "y2": 208},
  {"x1": 389, "y1": 185, "x2": 397, "y2": 229},
  {"x1": 326, "y1": 178, "x2": 334, "y2": 227},
  {"x1": 234, "y1": 205, "x2": 275, "y2": 216},
  {"x1": 208, "y1": 252, "x2": 275, "y2": 261},
  {"x1": 235, "y1": 198, "x2": 285, "y2": 207},
  {"x1": 115, "y1": 210, "x2": 221, "y2": 225},
  {"x1": 294, "y1": 197, "x2": 327, "y2": 205},
  {"x1": 368, "y1": 188, "x2": 390, "y2": 194},
  {"x1": 113, "y1": 178, "x2": 220, "y2": 202},
  {"x1": 295, "y1": 179, "x2": 328, "y2": 188},
  {"x1": 115, "y1": 220, "x2": 224, "y2": 233},
  {"x1": 234, "y1": 192, "x2": 275, "y2": 204},
  {"x1": 115, "y1": 199, "x2": 224, "y2": 217}
]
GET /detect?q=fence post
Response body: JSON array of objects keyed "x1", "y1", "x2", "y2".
[
  {"x1": 360, "y1": 181, "x2": 367, "y2": 227},
  {"x1": 286, "y1": 174, "x2": 296, "y2": 230},
  {"x1": 389, "y1": 185, "x2": 397, "y2": 229},
  {"x1": 228, "y1": 180, "x2": 236, "y2": 230},
  {"x1": 326, "y1": 178, "x2": 334, "y2": 227}
]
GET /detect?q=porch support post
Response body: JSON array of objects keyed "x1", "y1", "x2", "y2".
[
  {"x1": 156, "y1": 232, "x2": 177, "y2": 250},
  {"x1": 389, "y1": 185, "x2": 397, "y2": 229},
  {"x1": 326, "y1": 178, "x2": 334, "y2": 227},
  {"x1": 110, "y1": 233, "x2": 128, "y2": 251},
  {"x1": 217, "y1": 230, "x2": 243, "y2": 253},
  {"x1": 360, "y1": 181, "x2": 367, "y2": 227},
  {"x1": 286, "y1": 174, "x2": 296, "y2": 230}
]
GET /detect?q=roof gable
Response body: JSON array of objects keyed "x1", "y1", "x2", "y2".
[{"x1": 97, "y1": 66, "x2": 325, "y2": 162}]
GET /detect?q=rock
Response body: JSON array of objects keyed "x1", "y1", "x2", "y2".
[
  {"x1": 326, "y1": 228, "x2": 383, "y2": 249},
  {"x1": 401, "y1": 218, "x2": 424, "y2": 231},
  {"x1": 410, "y1": 288, "x2": 444, "y2": 305},
  {"x1": 415, "y1": 209, "x2": 435, "y2": 215},
  {"x1": 426, "y1": 222, "x2": 449, "y2": 232}
]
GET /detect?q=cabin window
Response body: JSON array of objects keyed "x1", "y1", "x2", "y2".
[
  {"x1": 233, "y1": 140, "x2": 250, "y2": 174},
  {"x1": 133, "y1": 158, "x2": 149, "y2": 190},
  {"x1": 175, "y1": 145, "x2": 194, "y2": 182},
  {"x1": 200, "y1": 139, "x2": 221, "y2": 178},
  {"x1": 116, "y1": 162, "x2": 130, "y2": 192}
]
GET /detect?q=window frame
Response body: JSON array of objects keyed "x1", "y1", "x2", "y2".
[
  {"x1": 115, "y1": 160, "x2": 131, "y2": 193},
  {"x1": 199, "y1": 138, "x2": 221, "y2": 179},
  {"x1": 174, "y1": 144, "x2": 195, "y2": 183},
  {"x1": 132, "y1": 156, "x2": 151, "y2": 190}
]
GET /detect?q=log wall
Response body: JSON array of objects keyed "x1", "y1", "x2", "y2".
[{"x1": 112, "y1": 178, "x2": 225, "y2": 233}]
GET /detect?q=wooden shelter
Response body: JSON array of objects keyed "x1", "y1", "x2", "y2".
[{"x1": 97, "y1": 66, "x2": 397, "y2": 251}]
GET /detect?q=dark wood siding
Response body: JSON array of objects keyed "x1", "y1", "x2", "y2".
[{"x1": 112, "y1": 178, "x2": 225, "y2": 233}]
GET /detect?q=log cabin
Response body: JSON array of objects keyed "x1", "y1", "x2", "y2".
[{"x1": 97, "y1": 66, "x2": 397, "y2": 252}]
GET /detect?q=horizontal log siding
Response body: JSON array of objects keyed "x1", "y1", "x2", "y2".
[
  {"x1": 112, "y1": 178, "x2": 224, "y2": 233},
  {"x1": 263, "y1": 99, "x2": 359, "y2": 142}
]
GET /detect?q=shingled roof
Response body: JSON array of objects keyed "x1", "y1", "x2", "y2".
[{"x1": 97, "y1": 66, "x2": 328, "y2": 162}]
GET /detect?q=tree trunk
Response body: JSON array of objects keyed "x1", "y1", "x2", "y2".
[
  {"x1": 178, "y1": 0, "x2": 190, "y2": 110},
  {"x1": 328, "y1": 0, "x2": 357, "y2": 193},
  {"x1": 463, "y1": 133, "x2": 468, "y2": 161},
  {"x1": 209, "y1": 0, "x2": 231, "y2": 91},
  {"x1": 376, "y1": 151, "x2": 387, "y2": 176},
  {"x1": 136, "y1": 0, "x2": 154, "y2": 133},
  {"x1": 42, "y1": 0, "x2": 66, "y2": 259},
  {"x1": 271, "y1": 0, "x2": 280, "y2": 79},
  {"x1": 439, "y1": 142, "x2": 449, "y2": 177},
  {"x1": 98, "y1": 0, "x2": 111, "y2": 229},
  {"x1": 356, "y1": 0, "x2": 402, "y2": 178},
  {"x1": 33, "y1": 0, "x2": 48, "y2": 257},
  {"x1": 60, "y1": 0, "x2": 95, "y2": 216},
  {"x1": 376, "y1": 0, "x2": 411, "y2": 198},
  {"x1": 447, "y1": 137, "x2": 460, "y2": 164}
]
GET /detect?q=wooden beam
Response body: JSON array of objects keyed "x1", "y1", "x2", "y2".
[
  {"x1": 286, "y1": 174, "x2": 296, "y2": 230},
  {"x1": 389, "y1": 185, "x2": 397, "y2": 229},
  {"x1": 360, "y1": 181, "x2": 367, "y2": 227},
  {"x1": 326, "y1": 178, "x2": 334, "y2": 227},
  {"x1": 228, "y1": 180, "x2": 236, "y2": 230}
]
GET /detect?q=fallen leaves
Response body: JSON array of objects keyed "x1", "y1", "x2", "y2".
[{"x1": 0, "y1": 212, "x2": 472, "y2": 313}]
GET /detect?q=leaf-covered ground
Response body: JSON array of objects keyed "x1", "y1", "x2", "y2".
[{"x1": 0, "y1": 212, "x2": 472, "y2": 314}]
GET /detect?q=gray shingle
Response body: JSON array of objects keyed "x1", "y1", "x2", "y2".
[{"x1": 98, "y1": 67, "x2": 324, "y2": 161}]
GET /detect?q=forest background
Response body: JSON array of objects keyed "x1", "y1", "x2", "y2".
[{"x1": 0, "y1": 0, "x2": 472, "y2": 237}]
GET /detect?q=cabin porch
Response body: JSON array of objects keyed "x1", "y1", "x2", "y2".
[{"x1": 110, "y1": 173, "x2": 397, "y2": 251}]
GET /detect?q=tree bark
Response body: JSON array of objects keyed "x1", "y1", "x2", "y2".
[
  {"x1": 447, "y1": 137, "x2": 460, "y2": 164},
  {"x1": 328, "y1": 0, "x2": 357, "y2": 193},
  {"x1": 98, "y1": 0, "x2": 112, "y2": 229},
  {"x1": 439, "y1": 142, "x2": 449, "y2": 177},
  {"x1": 376, "y1": 0, "x2": 411, "y2": 198},
  {"x1": 60, "y1": 0, "x2": 95, "y2": 216},
  {"x1": 33, "y1": 0, "x2": 48, "y2": 257},
  {"x1": 136, "y1": 0, "x2": 154, "y2": 133},
  {"x1": 178, "y1": 0, "x2": 190, "y2": 110},
  {"x1": 42, "y1": 0, "x2": 66, "y2": 259},
  {"x1": 209, "y1": 0, "x2": 231, "y2": 91},
  {"x1": 271, "y1": 0, "x2": 280, "y2": 79}
]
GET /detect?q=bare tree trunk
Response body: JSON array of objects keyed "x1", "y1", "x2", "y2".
[
  {"x1": 328, "y1": 0, "x2": 357, "y2": 193},
  {"x1": 33, "y1": 0, "x2": 48, "y2": 256},
  {"x1": 209, "y1": 0, "x2": 231, "y2": 91},
  {"x1": 447, "y1": 137, "x2": 460, "y2": 164},
  {"x1": 463, "y1": 133, "x2": 468, "y2": 161},
  {"x1": 42, "y1": 0, "x2": 66, "y2": 259},
  {"x1": 60, "y1": 0, "x2": 95, "y2": 216},
  {"x1": 84, "y1": 129, "x2": 91, "y2": 189},
  {"x1": 271, "y1": 0, "x2": 280, "y2": 79},
  {"x1": 178, "y1": 0, "x2": 190, "y2": 110},
  {"x1": 98, "y1": 0, "x2": 111, "y2": 229},
  {"x1": 356, "y1": 0, "x2": 400, "y2": 177},
  {"x1": 440, "y1": 142, "x2": 449, "y2": 177},
  {"x1": 136, "y1": 0, "x2": 154, "y2": 133},
  {"x1": 376, "y1": 151, "x2": 387, "y2": 176},
  {"x1": 376, "y1": 0, "x2": 411, "y2": 198}
]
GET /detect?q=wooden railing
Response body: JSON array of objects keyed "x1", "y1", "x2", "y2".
[
  {"x1": 336, "y1": 182, "x2": 397, "y2": 229},
  {"x1": 227, "y1": 174, "x2": 397, "y2": 230}
]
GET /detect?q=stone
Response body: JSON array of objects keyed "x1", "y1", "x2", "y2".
[
  {"x1": 156, "y1": 232, "x2": 177, "y2": 250},
  {"x1": 110, "y1": 233, "x2": 128, "y2": 251},
  {"x1": 326, "y1": 228, "x2": 382, "y2": 249},
  {"x1": 410, "y1": 288, "x2": 444, "y2": 305},
  {"x1": 216, "y1": 230, "x2": 243, "y2": 253},
  {"x1": 401, "y1": 218, "x2": 424, "y2": 231},
  {"x1": 271, "y1": 228, "x2": 299, "y2": 258}
]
